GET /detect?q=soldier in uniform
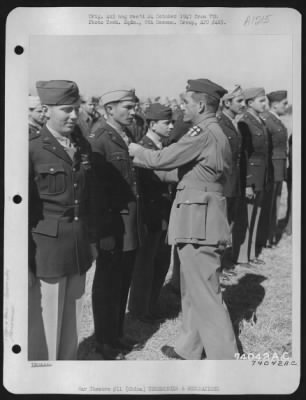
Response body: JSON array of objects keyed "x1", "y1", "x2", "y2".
[
  {"x1": 217, "y1": 86, "x2": 245, "y2": 274},
  {"x1": 28, "y1": 80, "x2": 95, "y2": 360},
  {"x1": 78, "y1": 95, "x2": 101, "y2": 138},
  {"x1": 129, "y1": 79, "x2": 238, "y2": 360},
  {"x1": 128, "y1": 103, "x2": 177, "y2": 323},
  {"x1": 236, "y1": 87, "x2": 269, "y2": 265},
  {"x1": 88, "y1": 89, "x2": 141, "y2": 360},
  {"x1": 261, "y1": 90, "x2": 288, "y2": 246},
  {"x1": 28, "y1": 95, "x2": 46, "y2": 137}
]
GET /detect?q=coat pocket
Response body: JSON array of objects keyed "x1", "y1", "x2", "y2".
[
  {"x1": 175, "y1": 189, "x2": 208, "y2": 240},
  {"x1": 31, "y1": 217, "x2": 59, "y2": 237},
  {"x1": 35, "y1": 164, "x2": 66, "y2": 195}
]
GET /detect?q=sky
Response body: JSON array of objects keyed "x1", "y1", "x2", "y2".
[{"x1": 29, "y1": 34, "x2": 292, "y2": 101}]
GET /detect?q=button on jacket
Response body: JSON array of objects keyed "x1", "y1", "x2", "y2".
[
  {"x1": 29, "y1": 125, "x2": 95, "y2": 278},
  {"x1": 132, "y1": 113, "x2": 232, "y2": 246},
  {"x1": 261, "y1": 111, "x2": 288, "y2": 182},
  {"x1": 89, "y1": 122, "x2": 142, "y2": 251},
  {"x1": 238, "y1": 111, "x2": 271, "y2": 191},
  {"x1": 217, "y1": 112, "x2": 242, "y2": 197}
]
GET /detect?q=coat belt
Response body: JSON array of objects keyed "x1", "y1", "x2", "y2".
[{"x1": 177, "y1": 181, "x2": 224, "y2": 193}]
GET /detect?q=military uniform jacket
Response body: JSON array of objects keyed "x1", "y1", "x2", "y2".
[
  {"x1": 132, "y1": 113, "x2": 232, "y2": 246},
  {"x1": 29, "y1": 125, "x2": 95, "y2": 278},
  {"x1": 217, "y1": 112, "x2": 242, "y2": 197},
  {"x1": 261, "y1": 111, "x2": 288, "y2": 182},
  {"x1": 88, "y1": 122, "x2": 142, "y2": 251},
  {"x1": 138, "y1": 135, "x2": 174, "y2": 232},
  {"x1": 238, "y1": 111, "x2": 271, "y2": 191}
]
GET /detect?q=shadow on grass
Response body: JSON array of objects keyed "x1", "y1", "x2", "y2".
[
  {"x1": 123, "y1": 282, "x2": 182, "y2": 350},
  {"x1": 223, "y1": 273, "x2": 266, "y2": 355}
]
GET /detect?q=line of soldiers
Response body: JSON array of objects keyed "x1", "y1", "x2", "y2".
[{"x1": 28, "y1": 78, "x2": 292, "y2": 361}]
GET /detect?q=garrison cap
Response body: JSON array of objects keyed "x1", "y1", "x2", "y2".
[
  {"x1": 243, "y1": 87, "x2": 265, "y2": 101},
  {"x1": 186, "y1": 79, "x2": 228, "y2": 100},
  {"x1": 145, "y1": 103, "x2": 173, "y2": 121},
  {"x1": 266, "y1": 90, "x2": 287, "y2": 103},
  {"x1": 101, "y1": 89, "x2": 138, "y2": 106},
  {"x1": 36, "y1": 80, "x2": 80, "y2": 105},
  {"x1": 28, "y1": 95, "x2": 41, "y2": 109},
  {"x1": 222, "y1": 85, "x2": 243, "y2": 102}
]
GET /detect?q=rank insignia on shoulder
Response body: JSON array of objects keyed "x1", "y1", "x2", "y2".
[{"x1": 187, "y1": 126, "x2": 202, "y2": 137}]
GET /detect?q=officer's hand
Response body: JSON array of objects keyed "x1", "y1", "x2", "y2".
[
  {"x1": 128, "y1": 143, "x2": 142, "y2": 157},
  {"x1": 28, "y1": 270, "x2": 36, "y2": 288},
  {"x1": 245, "y1": 187, "x2": 255, "y2": 199},
  {"x1": 99, "y1": 236, "x2": 116, "y2": 251}
]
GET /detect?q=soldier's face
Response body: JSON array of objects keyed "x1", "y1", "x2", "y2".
[
  {"x1": 45, "y1": 102, "x2": 80, "y2": 135},
  {"x1": 273, "y1": 99, "x2": 288, "y2": 116},
  {"x1": 181, "y1": 92, "x2": 199, "y2": 122},
  {"x1": 229, "y1": 95, "x2": 245, "y2": 115},
  {"x1": 152, "y1": 120, "x2": 174, "y2": 138},
  {"x1": 109, "y1": 100, "x2": 136, "y2": 126},
  {"x1": 249, "y1": 96, "x2": 266, "y2": 113},
  {"x1": 29, "y1": 106, "x2": 46, "y2": 125},
  {"x1": 83, "y1": 101, "x2": 97, "y2": 116}
]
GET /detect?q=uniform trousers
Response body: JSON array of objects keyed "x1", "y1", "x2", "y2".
[
  {"x1": 28, "y1": 273, "x2": 86, "y2": 360},
  {"x1": 174, "y1": 244, "x2": 238, "y2": 360},
  {"x1": 226, "y1": 196, "x2": 240, "y2": 264},
  {"x1": 267, "y1": 182, "x2": 283, "y2": 243},
  {"x1": 237, "y1": 191, "x2": 263, "y2": 263},
  {"x1": 92, "y1": 249, "x2": 136, "y2": 345},
  {"x1": 129, "y1": 230, "x2": 168, "y2": 317},
  {"x1": 169, "y1": 244, "x2": 181, "y2": 292}
]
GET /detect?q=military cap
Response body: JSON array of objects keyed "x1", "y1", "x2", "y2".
[
  {"x1": 36, "y1": 80, "x2": 80, "y2": 105},
  {"x1": 243, "y1": 87, "x2": 265, "y2": 101},
  {"x1": 145, "y1": 103, "x2": 173, "y2": 121},
  {"x1": 222, "y1": 85, "x2": 243, "y2": 102},
  {"x1": 186, "y1": 79, "x2": 228, "y2": 100},
  {"x1": 101, "y1": 89, "x2": 138, "y2": 106},
  {"x1": 28, "y1": 95, "x2": 41, "y2": 109},
  {"x1": 266, "y1": 90, "x2": 287, "y2": 103}
]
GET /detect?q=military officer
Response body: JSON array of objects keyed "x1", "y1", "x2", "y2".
[
  {"x1": 28, "y1": 95, "x2": 46, "y2": 137},
  {"x1": 236, "y1": 87, "x2": 270, "y2": 265},
  {"x1": 129, "y1": 79, "x2": 238, "y2": 360},
  {"x1": 261, "y1": 90, "x2": 288, "y2": 246},
  {"x1": 128, "y1": 103, "x2": 177, "y2": 323},
  {"x1": 217, "y1": 86, "x2": 245, "y2": 273},
  {"x1": 28, "y1": 80, "x2": 95, "y2": 360},
  {"x1": 77, "y1": 95, "x2": 102, "y2": 138},
  {"x1": 88, "y1": 89, "x2": 141, "y2": 360}
]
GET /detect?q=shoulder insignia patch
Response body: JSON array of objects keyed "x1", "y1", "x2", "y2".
[{"x1": 187, "y1": 126, "x2": 202, "y2": 137}]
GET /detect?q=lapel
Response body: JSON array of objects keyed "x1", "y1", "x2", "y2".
[
  {"x1": 140, "y1": 135, "x2": 159, "y2": 150},
  {"x1": 221, "y1": 112, "x2": 238, "y2": 135},
  {"x1": 268, "y1": 111, "x2": 286, "y2": 130},
  {"x1": 246, "y1": 111, "x2": 265, "y2": 131},
  {"x1": 41, "y1": 125, "x2": 73, "y2": 165},
  {"x1": 106, "y1": 123, "x2": 129, "y2": 150}
]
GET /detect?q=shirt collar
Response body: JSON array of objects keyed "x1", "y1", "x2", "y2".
[
  {"x1": 46, "y1": 124, "x2": 71, "y2": 145},
  {"x1": 270, "y1": 110, "x2": 282, "y2": 121},
  {"x1": 146, "y1": 131, "x2": 163, "y2": 149},
  {"x1": 222, "y1": 109, "x2": 235, "y2": 122}
]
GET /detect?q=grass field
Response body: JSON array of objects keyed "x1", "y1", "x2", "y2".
[{"x1": 78, "y1": 185, "x2": 292, "y2": 360}]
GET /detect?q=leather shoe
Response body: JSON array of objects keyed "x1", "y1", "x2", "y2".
[
  {"x1": 95, "y1": 343, "x2": 126, "y2": 360},
  {"x1": 161, "y1": 345, "x2": 185, "y2": 360},
  {"x1": 115, "y1": 338, "x2": 144, "y2": 352},
  {"x1": 250, "y1": 258, "x2": 265, "y2": 265}
]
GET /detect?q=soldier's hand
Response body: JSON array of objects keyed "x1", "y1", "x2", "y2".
[
  {"x1": 245, "y1": 187, "x2": 255, "y2": 199},
  {"x1": 99, "y1": 236, "x2": 116, "y2": 251},
  {"x1": 28, "y1": 270, "x2": 36, "y2": 288},
  {"x1": 128, "y1": 143, "x2": 142, "y2": 157}
]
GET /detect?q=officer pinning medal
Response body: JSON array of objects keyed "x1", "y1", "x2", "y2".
[{"x1": 28, "y1": 75, "x2": 292, "y2": 362}]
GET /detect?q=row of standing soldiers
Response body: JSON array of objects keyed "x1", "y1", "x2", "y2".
[{"x1": 28, "y1": 79, "x2": 292, "y2": 361}]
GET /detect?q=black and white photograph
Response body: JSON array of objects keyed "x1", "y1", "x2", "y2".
[{"x1": 3, "y1": 7, "x2": 301, "y2": 394}]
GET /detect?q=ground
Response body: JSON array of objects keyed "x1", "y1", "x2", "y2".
[{"x1": 78, "y1": 185, "x2": 292, "y2": 360}]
